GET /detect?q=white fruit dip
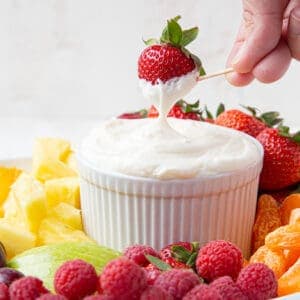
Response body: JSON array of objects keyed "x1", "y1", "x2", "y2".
[
  {"x1": 81, "y1": 117, "x2": 261, "y2": 179},
  {"x1": 139, "y1": 69, "x2": 199, "y2": 120},
  {"x1": 81, "y1": 67, "x2": 261, "y2": 179}
]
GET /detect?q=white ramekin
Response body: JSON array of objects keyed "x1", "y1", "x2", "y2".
[{"x1": 78, "y1": 138, "x2": 263, "y2": 258}]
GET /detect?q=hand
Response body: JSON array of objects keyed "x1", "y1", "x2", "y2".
[{"x1": 227, "y1": 0, "x2": 300, "y2": 86}]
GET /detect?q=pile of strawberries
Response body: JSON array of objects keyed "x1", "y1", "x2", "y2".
[{"x1": 0, "y1": 240, "x2": 278, "y2": 300}]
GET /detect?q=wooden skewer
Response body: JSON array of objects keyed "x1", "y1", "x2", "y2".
[{"x1": 197, "y1": 67, "x2": 234, "y2": 81}]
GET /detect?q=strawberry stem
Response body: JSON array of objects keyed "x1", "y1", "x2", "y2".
[{"x1": 278, "y1": 125, "x2": 300, "y2": 144}]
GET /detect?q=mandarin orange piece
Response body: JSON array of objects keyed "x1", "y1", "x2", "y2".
[
  {"x1": 250, "y1": 245, "x2": 286, "y2": 278},
  {"x1": 251, "y1": 194, "x2": 281, "y2": 252},
  {"x1": 280, "y1": 194, "x2": 300, "y2": 225},
  {"x1": 284, "y1": 249, "x2": 300, "y2": 270},
  {"x1": 278, "y1": 257, "x2": 300, "y2": 296},
  {"x1": 290, "y1": 208, "x2": 300, "y2": 225},
  {"x1": 265, "y1": 224, "x2": 300, "y2": 251},
  {"x1": 243, "y1": 259, "x2": 249, "y2": 268}
]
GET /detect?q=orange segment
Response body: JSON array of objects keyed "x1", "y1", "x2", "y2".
[
  {"x1": 278, "y1": 257, "x2": 300, "y2": 296},
  {"x1": 250, "y1": 245, "x2": 286, "y2": 278},
  {"x1": 265, "y1": 224, "x2": 300, "y2": 251},
  {"x1": 252, "y1": 194, "x2": 281, "y2": 252},
  {"x1": 290, "y1": 208, "x2": 300, "y2": 225},
  {"x1": 284, "y1": 249, "x2": 300, "y2": 269},
  {"x1": 280, "y1": 194, "x2": 300, "y2": 225}
]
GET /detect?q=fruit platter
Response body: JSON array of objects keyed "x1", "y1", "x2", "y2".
[{"x1": 1, "y1": 16, "x2": 300, "y2": 300}]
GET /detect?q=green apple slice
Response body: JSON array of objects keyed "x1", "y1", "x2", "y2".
[{"x1": 8, "y1": 242, "x2": 120, "y2": 291}]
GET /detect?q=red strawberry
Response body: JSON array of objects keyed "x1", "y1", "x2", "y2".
[
  {"x1": 215, "y1": 106, "x2": 282, "y2": 137},
  {"x1": 215, "y1": 110, "x2": 267, "y2": 137},
  {"x1": 160, "y1": 241, "x2": 199, "y2": 269},
  {"x1": 138, "y1": 16, "x2": 205, "y2": 85},
  {"x1": 148, "y1": 105, "x2": 159, "y2": 118},
  {"x1": 148, "y1": 100, "x2": 202, "y2": 121},
  {"x1": 256, "y1": 127, "x2": 300, "y2": 191},
  {"x1": 118, "y1": 109, "x2": 148, "y2": 119},
  {"x1": 138, "y1": 45, "x2": 196, "y2": 84}
]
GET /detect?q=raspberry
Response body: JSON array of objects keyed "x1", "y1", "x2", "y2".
[
  {"x1": 123, "y1": 244, "x2": 160, "y2": 267},
  {"x1": 210, "y1": 276, "x2": 247, "y2": 300},
  {"x1": 84, "y1": 295, "x2": 116, "y2": 300},
  {"x1": 140, "y1": 286, "x2": 173, "y2": 300},
  {"x1": 183, "y1": 284, "x2": 222, "y2": 300},
  {"x1": 154, "y1": 269, "x2": 200, "y2": 299},
  {"x1": 97, "y1": 276, "x2": 103, "y2": 294},
  {"x1": 100, "y1": 257, "x2": 147, "y2": 299},
  {"x1": 237, "y1": 263, "x2": 278, "y2": 300},
  {"x1": 196, "y1": 240, "x2": 243, "y2": 281},
  {"x1": 54, "y1": 259, "x2": 98, "y2": 300},
  {"x1": 37, "y1": 294, "x2": 67, "y2": 300},
  {"x1": 0, "y1": 283, "x2": 9, "y2": 300},
  {"x1": 144, "y1": 264, "x2": 161, "y2": 285},
  {"x1": 9, "y1": 276, "x2": 49, "y2": 300}
]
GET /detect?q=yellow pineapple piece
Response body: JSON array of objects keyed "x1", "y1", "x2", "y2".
[
  {"x1": 45, "y1": 177, "x2": 80, "y2": 209},
  {"x1": 38, "y1": 218, "x2": 92, "y2": 246},
  {"x1": 4, "y1": 173, "x2": 46, "y2": 233},
  {"x1": 0, "y1": 219, "x2": 36, "y2": 259},
  {"x1": 65, "y1": 152, "x2": 78, "y2": 174},
  {"x1": 34, "y1": 160, "x2": 77, "y2": 182},
  {"x1": 32, "y1": 138, "x2": 77, "y2": 182},
  {"x1": 33, "y1": 137, "x2": 72, "y2": 161},
  {"x1": 48, "y1": 202, "x2": 83, "y2": 230},
  {"x1": 0, "y1": 167, "x2": 22, "y2": 217}
]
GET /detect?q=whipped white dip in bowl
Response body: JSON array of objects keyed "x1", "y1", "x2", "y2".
[{"x1": 78, "y1": 117, "x2": 263, "y2": 257}]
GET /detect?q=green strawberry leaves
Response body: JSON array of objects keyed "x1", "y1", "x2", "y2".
[
  {"x1": 278, "y1": 125, "x2": 300, "y2": 144},
  {"x1": 242, "y1": 105, "x2": 283, "y2": 127},
  {"x1": 143, "y1": 38, "x2": 159, "y2": 46},
  {"x1": 145, "y1": 255, "x2": 171, "y2": 271},
  {"x1": 161, "y1": 18, "x2": 183, "y2": 46},
  {"x1": 160, "y1": 16, "x2": 199, "y2": 48},
  {"x1": 216, "y1": 103, "x2": 225, "y2": 117},
  {"x1": 181, "y1": 27, "x2": 199, "y2": 47}
]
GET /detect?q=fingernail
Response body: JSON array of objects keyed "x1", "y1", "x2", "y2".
[{"x1": 232, "y1": 50, "x2": 242, "y2": 66}]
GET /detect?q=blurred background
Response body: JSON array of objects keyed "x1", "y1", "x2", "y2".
[{"x1": 0, "y1": 0, "x2": 299, "y2": 157}]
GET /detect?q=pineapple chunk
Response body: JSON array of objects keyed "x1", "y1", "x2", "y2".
[
  {"x1": 0, "y1": 219, "x2": 36, "y2": 259},
  {"x1": 48, "y1": 202, "x2": 83, "y2": 230},
  {"x1": 33, "y1": 137, "x2": 72, "y2": 161},
  {"x1": 33, "y1": 160, "x2": 77, "y2": 182},
  {"x1": 32, "y1": 138, "x2": 77, "y2": 182},
  {"x1": 38, "y1": 218, "x2": 92, "y2": 246},
  {"x1": 4, "y1": 173, "x2": 46, "y2": 233},
  {"x1": 65, "y1": 152, "x2": 78, "y2": 174},
  {"x1": 45, "y1": 177, "x2": 80, "y2": 208},
  {"x1": 0, "y1": 167, "x2": 22, "y2": 217}
]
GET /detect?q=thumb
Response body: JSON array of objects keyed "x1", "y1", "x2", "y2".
[
  {"x1": 287, "y1": 5, "x2": 300, "y2": 60},
  {"x1": 230, "y1": 0, "x2": 286, "y2": 73}
]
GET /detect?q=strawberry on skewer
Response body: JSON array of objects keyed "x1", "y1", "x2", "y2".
[{"x1": 138, "y1": 15, "x2": 205, "y2": 85}]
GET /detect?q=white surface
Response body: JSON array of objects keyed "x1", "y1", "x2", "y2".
[{"x1": 0, "y1": 0, "x2": 299, "y2": 158}]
